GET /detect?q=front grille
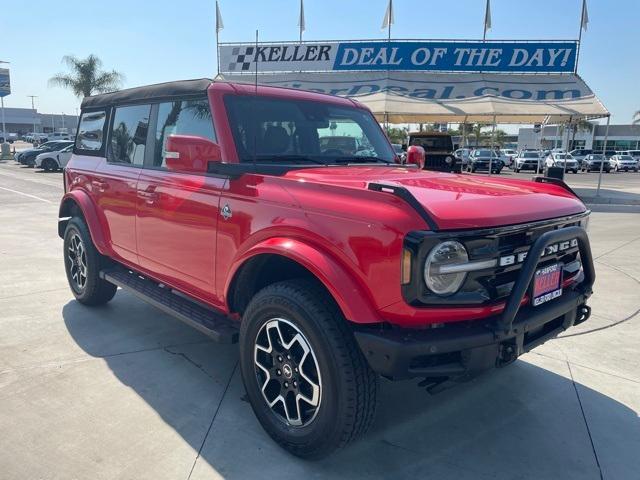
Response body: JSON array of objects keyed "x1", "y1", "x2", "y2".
[{"x1": 402, "y1": 213, "x2": 588, "y2": 306}]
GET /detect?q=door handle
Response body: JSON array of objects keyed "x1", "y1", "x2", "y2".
[
  {"x1": 139, "y1": 185, "x2": 159, "y2": 205},
  {"x1": 91, "y1": 179, "x2": 108, "y2": 192}
]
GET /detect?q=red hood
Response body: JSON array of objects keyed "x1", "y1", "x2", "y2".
[{"x1": 284, "y1": 166, "x2": 586, "y2": 230}]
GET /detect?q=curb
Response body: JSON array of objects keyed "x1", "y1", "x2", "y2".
[{"x1": 581, "y1": 196, "x2": 640, "y2": 206}]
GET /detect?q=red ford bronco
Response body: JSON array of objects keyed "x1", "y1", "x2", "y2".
[{"x1": 59, "y1": 79, "x2": 594, "y2": 458}]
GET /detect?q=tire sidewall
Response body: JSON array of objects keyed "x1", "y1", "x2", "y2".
[
  {"x1": 63, "y1": 218, "x2": 101, "y2": 301},
  {"x1": 239, "y1": 288, "x2": 352, "y2": 455}
]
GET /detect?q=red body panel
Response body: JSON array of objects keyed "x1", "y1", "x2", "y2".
[{"x1": 63, "y1": 81, "x2": 588, "y2": 328}]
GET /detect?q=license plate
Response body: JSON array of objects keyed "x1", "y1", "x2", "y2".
[{"x1": 532, "y1": 263, "x2": 563, "y2": 307}]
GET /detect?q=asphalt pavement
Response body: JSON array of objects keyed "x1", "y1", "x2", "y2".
[{"x1": 0, "y1": 160, "x2": 638, "y2": 480}]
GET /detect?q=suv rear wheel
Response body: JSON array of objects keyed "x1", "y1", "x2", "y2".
[
  {"x1": 42, "y1": 158, "x2": 57, "y2": 172},
  {"x1": 239, "y1": 280, "x2": 378, "y2": 459},
  {"x1": 63, "y1": 217, "x2": 117, "y2": 305}
]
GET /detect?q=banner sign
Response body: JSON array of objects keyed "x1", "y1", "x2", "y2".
[
  {"x1": 0, "y1": 69, "x2": 10, "y2": 97},
  {"x1": 232, "y1": 72, "x2": 592, "y2": 102},
  {"x1": 219, "y1": 40, "x2": 578, "y2": 74}
]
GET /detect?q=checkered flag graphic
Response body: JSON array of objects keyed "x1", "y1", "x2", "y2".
[{"x1": 228, "y1": 46, "x2": 256, "y2": 72}]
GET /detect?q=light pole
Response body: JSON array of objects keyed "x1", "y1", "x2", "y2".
[
  {"x1": 27, "y1": 95, "x2": 38, "y2": 134},
  {"x1": 0, "y1": 60, "x2": 9, "y2": 141}
]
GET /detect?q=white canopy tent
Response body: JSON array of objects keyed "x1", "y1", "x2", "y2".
[{"x1": 219, "y1": 71, "x2": 609, "y2": 124}]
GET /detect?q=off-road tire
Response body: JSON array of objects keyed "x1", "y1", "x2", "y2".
[
  {"x1": 63, "y1": 217, "x2": 117, "y2": 305},
  {"x1": 239, "y1": 279, "x2": 378, "y2": 459}
]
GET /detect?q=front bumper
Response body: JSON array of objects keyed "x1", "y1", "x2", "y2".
[
  {"x1": 355, "y1": 226, "x2": 595, "y2": 384},
  {"x1": 355, "y1": 291, "x2": 589, "y2": 382}
]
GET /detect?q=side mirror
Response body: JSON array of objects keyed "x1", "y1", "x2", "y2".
[
  {"x1": 406, "y1": 145, "x2": 425, "y2": 169},
  {"x1": 165, "y1": 134, "x2": 222, "y2": 173}
]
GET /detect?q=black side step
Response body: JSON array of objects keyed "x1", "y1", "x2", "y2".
[{"x1": 100, "y1": 267, "x2": 239, "y2": 344}]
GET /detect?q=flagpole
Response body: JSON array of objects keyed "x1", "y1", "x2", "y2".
[
  {"x1": 299, "y1": 0, "x2": 303, "y2": 43},
  {"x1": 483, "y1": 0, "x2": 489, "y2": 41},
  {"x1": 575, "y1": 0, "x2": 586, "y2": 74},
  {"x1": 215, "y1": 0, "x2": 221, "y2": 76},
  {"x1": 388, "y1": 0, "x2": 392, "y2": 42}
]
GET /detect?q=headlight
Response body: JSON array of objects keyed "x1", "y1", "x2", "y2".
[
  {"x1": 581, "y1": 216, "x2": 590, "y2": 233},
  {"x1": 424, "y1": 241, "x2": 469, "y2": 295}
]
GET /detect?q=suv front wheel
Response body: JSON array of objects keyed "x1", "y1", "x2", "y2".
[
  {"x1": 63, "y1": 217, "x2": 117, "y2": 305},
  {"x1": 239, "y1": 280, "x2": 378, "y2": 459}
]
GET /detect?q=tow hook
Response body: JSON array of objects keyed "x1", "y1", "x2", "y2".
[
  {"x1": 575, "y1": 304, "x2": 591, "y2": 325},
  {"x1": 496, "y1": 342, "x2": 518, "y2": 368}
]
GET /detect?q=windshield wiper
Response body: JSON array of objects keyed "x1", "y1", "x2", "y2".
[
  {"x1": 249, "y1": 154, "x2": 328, "y2": 165},
  {"x1": 331, "y1": 156, "x2": 392, "y2": 164}
]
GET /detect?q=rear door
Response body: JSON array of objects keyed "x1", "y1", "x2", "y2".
[
  {"x1": 136, "y1": 98, "x2": 226, "y2": 305},
  {"x1": 93, "y1": 104, "x2": 151, "y2": 264}
]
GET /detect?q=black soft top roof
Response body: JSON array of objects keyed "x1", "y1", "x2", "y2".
[{"x1": 81, "y1": 78, "x2": 212, "y2": 109}]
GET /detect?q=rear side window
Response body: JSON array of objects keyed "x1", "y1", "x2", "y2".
[
  {"x1": 108, "y1": 104, "x2": 151, "y2": 166},
  {"x1": 153, "y1": 99, "x2": 215, "y2": 168},
  {"x1": 76, "y1": 110, "x2": 107, "y2": 152}
]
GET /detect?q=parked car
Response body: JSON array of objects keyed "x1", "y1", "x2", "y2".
[
  {"x1": 0, "y1": 132, "x2": 17, "y2": 143},
  {"x1": 407, "y1": 132, "x2": 459, "y2": 172},
  {"x1": 467, "y1": 148, "x2": 503, "y2": 173},
  {"x1": 18, "y1": 140, "x2": 73, "y2": 166},
  {"x1": 622, "y1": 150, "x2": 640, "y2": 164},
  {"x1": 609, "y1": 154, "x2": 638, "y2": 172},
  {"x1": 569, "y1": 149, "x2": 592, "y2": 168},
  {"x1": 58, "y1": 79, "x2": 595, "y2": 458},
  {"x1": 454, "y1": 147, "x2": 472, "y2": 168},
  {"x1": 581, "y1": 154, "x2": 611, "y2": 173},
  {"x1": 513, "y1": 151, "x2": 542, "y2": 172},
  {"x1": 545, "y1": 153, "x2": 579, "y2": 173},
  {"x1": 499, "y1": 148, "x2": 518, "y2": 167},
  {"x1": 47, "y1": 132, "x2": 72, "y2": 141},
  {"x1": 35, "y1": 144, "x2": 73, "y2": 171}
]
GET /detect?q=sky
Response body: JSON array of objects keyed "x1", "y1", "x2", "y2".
[{"x1": 2, "y1": 0, "x2": 639, "y2": 127}]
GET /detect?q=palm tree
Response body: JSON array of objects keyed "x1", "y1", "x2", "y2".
[
  {"x1": 471, "y1": 124, "x2": 486, "y2": 147},
  {"x1": 633, "y1": 111, "x2": 640, "y2": 125},
  {"x1": 49, "y1": 55, "x2": 124, "y2": 98}
]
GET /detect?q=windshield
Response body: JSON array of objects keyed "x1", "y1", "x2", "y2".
[
  {"x1": 523, "y1": 152, "x2": 539, "y2": 158},
  {"x1": 225, "y1": 95, "x2": 394, "y2": 164},
  {"x1": 589, "y1": 155, "x2": 604, "y2": 160},
  {"x1": 474, "y1": 150, "x2": 498, "y2": 157},
  {"x1": 554, "y1": 154, "x2": 574, "y2": 160},
  {"x1": 409, "y1": 135, "x2": 452, "y2": 152},
  {"x1": 620, "y1": 155, "x2": 634, "y2": 160}
]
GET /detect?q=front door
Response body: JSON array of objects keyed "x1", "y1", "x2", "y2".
[{"x1": 136, "y1": 99, "x2": 225, "y2": 305}]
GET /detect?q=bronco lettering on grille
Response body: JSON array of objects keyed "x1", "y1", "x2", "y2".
[{"x1": 499, "y1": 238, "x2": 578, "y2": 267}]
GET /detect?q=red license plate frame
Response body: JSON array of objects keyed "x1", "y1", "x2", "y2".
[{"x1": 532, "y1": 263, "x2": 563, "y2": 307}]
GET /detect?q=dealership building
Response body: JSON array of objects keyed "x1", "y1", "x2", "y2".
[
  {"x1": 1, "y1": 107, "x2": 78, "y2": 135},
  {"x1": 518, "y1": 124, "x2": 640, "y2": 151}
]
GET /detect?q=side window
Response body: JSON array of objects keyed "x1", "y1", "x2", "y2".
[
  {"x1": 153, "y1": 99, "x2": 215, "y2": 168},
  {"x1": 108, "y1": 104, "x2": 150, "y2": 165},
  {"x1": 76, "y1": 110, "x2": 107, "y2": 152}
]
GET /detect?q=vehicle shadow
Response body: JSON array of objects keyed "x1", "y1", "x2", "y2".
[{"x1": 63, "y1": 295, "x2": 639, "y2": 480}]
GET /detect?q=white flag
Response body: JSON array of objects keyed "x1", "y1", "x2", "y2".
[
  {"x1": 381, "y1": 0, "x2": 394, "y2": 30},
  {"x1": 581, "y1": 0, "x2": 589, "y2": 32},
  {"x1": 215, "y1": 1, "x2": 224, "y2": 33},
  {"x1": 298, "y1": 0, "x2": 306, "y2": 34},
  {"x1": 484, "y1": 0, "x2": 492, "y2": 34}
]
